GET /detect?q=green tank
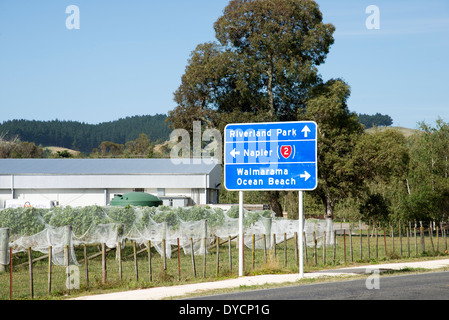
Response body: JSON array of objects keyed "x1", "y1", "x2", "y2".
[{"x1": 110, "y1": 192, "x2": 162, "y2": 207}]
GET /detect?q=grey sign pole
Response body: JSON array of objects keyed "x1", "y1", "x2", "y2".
[{"x1": 298, "y1": 191, "x2": 304, "y2": 278}]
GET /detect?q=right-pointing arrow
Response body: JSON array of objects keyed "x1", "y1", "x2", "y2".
[{"x1": 300, "y1": 171, "x2": 311, "y2": 181}]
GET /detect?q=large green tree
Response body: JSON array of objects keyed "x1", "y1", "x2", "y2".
[
  {"x1": 168, "y1": 0, "x2": 336, "y2": 216},
  {"x1": 168, "y1": 0, "x2": 335, "y2": 127},
  {"x1": 400, "y1": 119, "x2": 449, "y2": 222},
  {"x1": 300, "y1": 79, "x2": 364, "y2": 220}
]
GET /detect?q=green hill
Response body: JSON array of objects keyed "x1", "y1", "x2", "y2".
[{"x1": 0, "y1": 114, "x2": 171, "y2": 153}]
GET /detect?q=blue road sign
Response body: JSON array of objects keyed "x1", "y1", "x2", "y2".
[{"x1": 224, "y1": 121, "x2": 318, "y2": 191}]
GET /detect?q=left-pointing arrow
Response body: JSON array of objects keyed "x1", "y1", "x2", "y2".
[
  {"x1": 230, "y1": 148, "x2": 240, "y2": 158},
  {"x1": 300, "y1": 171, "x2": 311, "y2": 181}
]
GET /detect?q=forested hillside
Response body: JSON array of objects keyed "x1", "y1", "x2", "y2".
[{"x1": 0, "y1": 114, "x2": 171, "y2": 152}]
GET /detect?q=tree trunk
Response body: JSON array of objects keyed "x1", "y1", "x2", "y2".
[{"x1": 324, "y1": 197, "x2": 335, "y2": 220}]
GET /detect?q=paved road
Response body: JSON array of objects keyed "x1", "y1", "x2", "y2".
[{"x1": 191, "y1": 271, "x2": 449, "y2": 300}]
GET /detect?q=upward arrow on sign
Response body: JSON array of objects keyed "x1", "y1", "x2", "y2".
[{"x1": 301, "y1": 125, "x2": 311, "y2": 138}]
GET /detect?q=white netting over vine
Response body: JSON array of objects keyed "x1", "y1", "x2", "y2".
[{"x1": 0, "y1": 205, "x2": 334, "y2": 266}]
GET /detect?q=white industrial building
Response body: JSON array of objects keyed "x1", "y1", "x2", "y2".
[{"x1": 0, "y1": 159, "x2": 222, "y2": 209}]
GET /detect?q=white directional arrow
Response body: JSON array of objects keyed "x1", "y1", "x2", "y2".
[
  {"x1": 230, "y1": 148, "x2": 241, "y2": 158},
  {"x1": 300, "y1": 171, "x2": 311, "y2": 181},
  {"x1": 301, "y1": 125, "x2": 311, "y2": 138}
]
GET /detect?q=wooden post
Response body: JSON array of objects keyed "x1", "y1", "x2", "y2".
[
  {"x1": 294, "y1": 232, "x2": 298, "y2": 266},
  {"x1": 407, "y1": 227, "x2": 410, "y2": 258},
  {"x1": 343, "y1": 229, "x2": 347, "y2": 263},
  {"x1": 333, "y1": 230, "x2": 337, "y2": 264},
  {"x1": 148, "y1": 240, "x2": 152, "y2": 282},
  {"x1": 133, "y1": 241, "x2": 138, "y2": 281},
  {"x1": 251, "y1": 234, "x2": 255, "y2": 269},
  {"x1": 313, "y1": 231, "x2": 317, "y2": 266},
  {"x1": 0, "y1": 228, "x2": 9, "y2": 273},
  {"x1": 28, "y1": 247, "x2": 33, "y2": 299},
  {"x1": 48, "y1": 246, "x2": 52, "y2": 294},
  {"x1": 322, "y1": 231, "x2": 326, "y2": 265},
  {"x1": 190, "y1": 238, "x2": 196, "y2": 279},
  {"x1": 203, "y1": 220, "x2": 207, "y2": 278},
  {"x1": 284, "y1": 233, "x2": 288, "y2": 268},
  {"x1": 367, "y1": 226, "x2": 371, "y2": 261},
  {"x1": 399, "y1": 221, "x2": 403, "y2": 257},
  {"x1": 203, "y1": 237, "x2": 207, "y2": 278},
  {"x1": 383, "y1": 228, "x2": 387, "y2": 257},
  {"x1": 65, "y1": 245, "x2": 70, "y2": 295},
  {"x1": 273, "y1": 233, "x2": 277, "y2": 258},
  {"x1": 429, "y1": 226, "x2": 435, "y2": 252},
  {"x1": 228, "y1": 236, "x2": 232, "y2": 272},
  {"x1": 101, "y1": 243, "x2": 107, "y2": 284},
  {"x1": 303, "y1": 232, "x2": 308, "y2": 264},
  {"x1": 359, "y1": 229, "x2": 363, "y2": 261},
  {"x1": 216, "y1": 236, "x2": 220, "y2": 276},
  {"x1": 162, "y1": 238, "x2": 167, "y2": 271},
  {"x1": 437, "y1": 224, "x2": 440, "y2": 252},
  {"x1": 263, "y1": 234, "x2": 267, "y2": 264},
  {"x1": 414, "y1": 225, "x2": 417, "y2": 255},
  {"x1": 420, "y1": 226, "x2": 425, "y2": 253},
  {"x1": 349, "y1": 228, "x2": 353, "y2": 262},
  {"x1": 118, "y1": 242, "x2": 122, "y2": 281},
  {"x1": 376, "y1": 228, "x2": 379, "y2": 261},
  {"x1": 391, "y1": 226, "x2": 395, "y2": 255},
  {"x1": 83, "y1": 244, "x2": 88, "y2": 287},
  {"x1": 177, "y1": 238, "x2": 181, "y2": 281}
]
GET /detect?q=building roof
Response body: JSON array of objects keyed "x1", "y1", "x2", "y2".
[{"x1": 0, "y1": 159, "x2": 220, "y2": 175}]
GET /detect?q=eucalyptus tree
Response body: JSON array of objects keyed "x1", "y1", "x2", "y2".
[{"x1": 167, "y1": 0, "x2": 336, "y2": 216}]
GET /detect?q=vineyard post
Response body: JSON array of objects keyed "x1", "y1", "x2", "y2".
[
  {"x1": 349, "y1": 228, "x2": 353, "y2": 262},
  {"x1": 162, "y1": 222, "x2": 167, "y2": 271},
  {"x1": 216, "y1": 236, "x2": 220, "y2": 276},
  {"x1": 284, "y1": 232, "x2": 287, "y2": 267},
  {"x1": 228, "y1": 235, "x2": 232, "y2": 272},
  {"x1": 322, "y1": 231, "x2": 326, "y2": 265},
  {"x1": 333, "y1": 230, "x2": 337, "y2": 264},
  {"x1": 118, "y1": 242, "x2": 122, "y2": 280},
  {"x1": 0, "y1": 228, "x2": 9, "y2": 273},
  {"x1": 101, "y1": 243, "x2": 107, "y2": 284},
  {"x1": 359, "y1": 229, "x2": 362, "y2": 261},
  {"x1": 190, "y1": 237, "x2": 196, "y2": 279},
  {"x1": 83, "y1": 244, "x2": 88, "y2": 287},
  {"x1": 133, "y1": 241, "x2": 138, "y2": 281},
  {"x1": 177, "y1": 238, "x2": 181, "y2": 281},
  {"x1": 148, "y1": 240, "x2": 152, "y2": 282},
  {"x1": 48, "y1": 246, "x2": 52, "y2": 294},
  {"x1": 263, "y1": 234, "x2": 267, "y2": 264},
  {"x1": 294, "y1": 232, "x2": 298, "y2": 265},
  {"x1": 203, "y1": 220, "x2": 207, "y2": 278},
  {"x1": 251, "y1": 234, "x2": 255, "y2": 269},
  {"x1": 28, "y1": 247, "x2": 33, "y2": 299}
]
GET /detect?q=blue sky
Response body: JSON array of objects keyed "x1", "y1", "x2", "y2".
[{"x1": 0, "y1": 0, "x2": 448, "y2": 129}]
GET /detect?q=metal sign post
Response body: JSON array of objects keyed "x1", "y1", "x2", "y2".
[{"x1": 224, "y1": 121, "x2": 317, "y2": 278}]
